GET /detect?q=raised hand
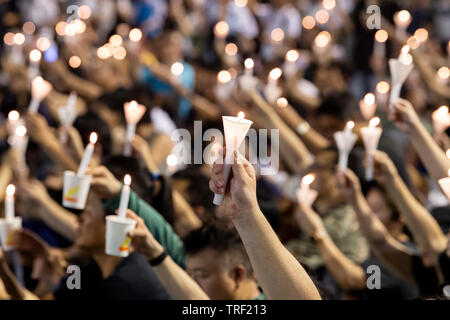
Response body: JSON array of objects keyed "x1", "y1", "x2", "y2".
[
  {"x1": 86, "y1": 166, "x2": 122, "y2": 200},
  {"x1": 336, "y1": 168, "x2": 363, "y2": 202},
  {"x1": 388, "y1": 98, "x2": 421, "y2": 134},
  {"x1": 372, "y1": 151, "x2": 399, "y2": 184}
]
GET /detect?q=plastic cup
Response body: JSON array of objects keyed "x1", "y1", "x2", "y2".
[
  {"x1": 105, "y1": 215, "x2": 137, "y2": 257},
  {"x1": 0, "y1": 217, "x2": 22, "y2": 251},
  {"x1": 62, "y1": 171, "x2": 92, "y2": 210}
]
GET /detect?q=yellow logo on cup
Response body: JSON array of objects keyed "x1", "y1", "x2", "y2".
[
  {"x1": 119, "y1": 237, "x2": 131, "y2": 252},
  {"x1": 65, "y1": 185, "x2": 79, "y2": 203},
  {"x1": 5, "y1": 230, "x2": 17, "y2": 246}
]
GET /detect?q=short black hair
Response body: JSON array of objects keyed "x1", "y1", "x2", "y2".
[
  {"x1": 73, "y1": 111, "x2": 111, "y2": 158},
  {"x1": 316, "y1": 91, "x2": 355, "y2": 122},
  {"x1": 183, "y1": 222, "x2": 253, "y2": 277}
]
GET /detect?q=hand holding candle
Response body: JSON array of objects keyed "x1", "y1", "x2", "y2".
[
  {"x1": 213, "y1": 112, "x2": 253, "y2": 206},
  {"x1": 334, "y1": 121, "x2": 357, "y2": 172},
  {"x1": 359, "y1": 93, "x2": 376, "y2": 120},
  {"x1": 361, "y1": 117, "x2": 383, "y2": 181},
  {"x1": 29, "y1": 76, "x2": 52, "y2": 113},
  {"x1": 432, "y1": 105, "x2": 450, "y2": 138},
  {"x1": 123, "y1": 100, "x2": 146, "y2": 156},
  {"x1": 296, "y1": 173, "x2": 318, "y2": 209},
  {"x1": 5, "y1": 184, "x2": 15, "y2": 221},
  {"x1": 0, "y1": 184, "x2": 21, "y2": 251}
]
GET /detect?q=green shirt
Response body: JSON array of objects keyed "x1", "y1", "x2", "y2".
[{"x1": 104, "y1": 187, "x2": 186, "y2": 268}]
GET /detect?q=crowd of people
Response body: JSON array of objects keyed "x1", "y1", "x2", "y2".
[{"x1": 0, "y1": 0, "x2": 449, "y2": 300}]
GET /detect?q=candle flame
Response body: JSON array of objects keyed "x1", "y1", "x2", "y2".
[
  {"x1": 124, "y1": 174, "x2": 131, "y2": 185},
  {"x1": 244, "y1": 58, "x2": 254, "y2": 69},
  {"x1": 397, "y1": 10, "x2": 411, "y2": 23},
  {"x1": 225, "y1": 43, "x2": 238, "y2": 56},
  {"x1": 217, "y1": 70, "x2": 232, "y2": 83},
  {"x1": 6, "y1": 184, "x2": 15, "y2": 196},
  {"x1": 376, "y1": 81, "x2": 390, "y2": 94},
  {"x1": 364, "y1": 93, "x2": 376, "y2": 106},
  {"x1": 414, "y1": 28, "x2": 428, "y2": 42},
  {"x1": 302, "y1": 16, "x2": 316, "y2": 30},
  {"x1": 369, "y1": 117, "x2": 380, "y2": 127},
  {"x1": 346, "y1": 121, "x2": 355, "y2": 129},
  {"x1": 277, "y1": 97, "x2": 288, "y2": 108},
  {"x1": 171, "y1": 62, "x2": 184, "y2": 76},
  {"x1": 167, "y1": 154, "x2": 178, "y2": 167},
  {"x1": 214, "y1": 21, "x2": 229, "y2": 38},
  {"x1": 302, "y1": 173, "x2": 315, "y2": 186},
  {"x1": 375, "y1": 30, "x2": 388, "y2": 43},
  {"x1": 446, "y1": 149, "x2": 450, "y2": 159},
  {"x1": 271, "y1": 28, "x2": 285, "y2": 42},
  {"x1": 8, "y1": 110, "x2": 20, "y2": 121},
  {"x1": 401, "y1": 45, "x2": 410, "y2": 55},
  {"x1": 29, "y1": 49, "x2": 42, "y2": 62},
  {"x1": 269, "y1": 67, "x2": 282, "y2": 81},
  {"x1": 436, "y1": 105, "x2": 449, "y2": 117},
  {"x1": 314, "y1": 31, "x2": 331, "y2": 47},
  {"x1": 237, "y1": 112, "x2": 245, "y2": 120},
  {"x1": 129, "y1": 28, "x2": 142, "y2": 42},
  {"x1": 89, "y1": 132, "x2": 98, "y2": 144},
  {"x1": 285, "y1": 49, "x2": 299, "y2": 62},
  {"x1": 15, "y1": 125, "x2": 27, "y2": 137},
  {"x1": 437, "y1": 67, "x2": 450, "y2": 80}
]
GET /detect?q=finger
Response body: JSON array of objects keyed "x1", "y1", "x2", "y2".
[
  {"x1": 231, "y1": 150, "x2": 248, "y2": 182},
  {"x1": 209, "y1": 179, "x2": 224, "y2": 194}
]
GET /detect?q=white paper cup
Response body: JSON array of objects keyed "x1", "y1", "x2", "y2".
[
  {"x1": 105, "y1": 215, "x2": 137, "y2": 257},
  {"x1": 0, "y1": 217, "x2": 22, "y2": 251},
  {"x1": 62, "y1": 171, "x2": 92, "y2": 210}
]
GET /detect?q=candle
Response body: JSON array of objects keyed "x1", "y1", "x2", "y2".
[
  {"x1": 215, "y1": 70, "x2": 233, "y2": 100},
  {"x1": 283, "y1": 49, "x2": 299, "y2": 78},
  {"x1": 29, "y1": 76, "x2": 53, "y2": 113},
  {"x1": 224, "y1": 42, "x2": 239, "y2": 66},
  {"x1": 28, "y1": 49, "x2": 41, "y2": 79},
  {"x1": 214, "y1": 21, "x2": 229, "y2": 39},
  {"x1": 394, "y1": 10, "x2": 411, "y2": 38},
  {"x1": 123, "y1": 100, "x2": 146, "y2": 156},
  {"x1": 388, "y1": 54, "x2": 414, "y2": 112},
  {"x1": 373, "y1": 30, "x2": 388, "y2": 58},
  {"x1": 5, "y1": 184, "x2": 15, "y2": 221},
  {"x1": 118, "y1": 175, "x2": 131, "y2": 220},
  {"x1": 398, "y1": 45, "x2": 412, "y2": 65},
  {"x1": 361, "y1": 117, "x2": 382, "y2": 181},
  {"x1": 7, "y1": 110, "x2": 22, "y2": 137},
  {"x1": 239, "y1": 58, "x2": 258, "y2": 92},
  {"x1": 432, "y1": 105, "x2": 450, "y2": 137},
  {"x1": 437, "y1": 67, "x2": 449, "y2": 86},
  {"x1": 375, "y1": 81, "x2": 390, "y2": 107},
  {"x1": 263, "y1": 67, "x2": 282, "y2": 104},
  {"x1": 313, "y1": 31, "x2": 331, "y2": 55},
  {"x1": 11, "y1": 125, "x2": 28, "y2": 169},
  {"x1": 359, "y1": 93, "x2": 376, "y2": 120},
  {"x1": 213, "y1": 112, "x2": 253, "y2": 205},
  {"x1": 296, "y1": 173, "x2": 318, "y2": 208},
  {"x1": 170, "y1": 62, "x2": 184, "y2": 84},
  {"x1": 77, "y1": 132, "x2": 97, "y2": 177},
  {"x1": 334, "y1": 121, "x2": 357, "y2": 171}
]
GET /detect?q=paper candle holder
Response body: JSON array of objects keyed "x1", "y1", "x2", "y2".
[
  {"x1": 0, "y1": 217, "x2": 22, "y2": 251},
  {"x1": 29, "y1": 76, "x2": 53, "y2": 113},
  {"x1": 62, "y1": 171, "x2": 92, "y2": 209},
  {"x1": 123, "y1": 101, "x2": 146, "y2": 156},
  {"x1": 388, "y1": 59, "x2": 414, "y2": 111},
  {"x1": 105, "y1": 215, "x2": 136, "y2": 257},
  {"x1": 334, "y1": 129, "x2": 357, "y2": 171},
  {"x1": 361, "y1": 126, "x2": 382, "y2": 181},
  {"x1": 213, "y1": 115, "x2": 253, "y2": 206}
]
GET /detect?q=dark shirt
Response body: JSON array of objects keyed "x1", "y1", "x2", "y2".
[
  {"x1": 412, "y1": 250, "x2": 450, "y2": 298},
  {"x1": 54, "y1": 252, "x2": 171, "y2": 300}
]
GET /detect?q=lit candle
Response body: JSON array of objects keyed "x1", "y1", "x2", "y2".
[
  {"x1": 239, "y1": 58, "x2": 257, "y2": 92},
  {"x1": 359, "y1": 93, "x2": 376, "y2": 120},
  {"x1": 29, "y1": 76, "x2": 52, "y2": 113},
  {"x1": 5, "y1": 184, "x2": 15, "y2": 221},
  {"x1": 170, "y1": 62, "x2": 184, "y2": 84},
  {"x1": 361, "y1": 117, "x2": 383, "y2": 181},
  {"x1": 7, "y1": 110, "x2": 22, "y2": 137},
  {"x1": 123, "y1": 100, "x2": 146, "y2": 156},
  {"x1": 388, "y1": 54, "x2": 414, "y2": 112},
  {"x1": 375, "y1": 81, "x2": 390, "y2": 107},
  {"x1": 213, "y1": 112, "x2": 253, "y2": 205},
  {"x1": 12, "y1": 125, "x2": 28, "y2": 169},
  {"x1": 398, "y1": 45, "x2": 412, "y2": 65},
  {"x1": 334, "y1": 121, "x2": 357, "y2": 172},
  {"x1": 118, "y1": 175, "x2": 131, "y2": 220},
  {"x1": 283, "y1": 49, "x2": 299, "y2": 78},
  {"x1": 77, "y1": 132, "x2": 97, "y2": 177},
  {"x1": 432, "y1": 105, "x2": 450, "y2": 137},
  {"x1": 313, "y1": 31, "x2": 331, "y2": 55},
  {"x1": 263, "y1": 67, "x2": 282, "y2": 104},
  {"x1": 373, "y1": 30, "x2": 388, "y2": 58},
  {"x1": 28, "y1": 49, "x2": 41, "y2": 79},
  {"x1": 224, "y1": 42, "x2": 239, "y2": 66},
  {"x1": 214, "y1": 21, "x2": 229, "y2": 39},
  {"x1": 394, "y1": 10, "x2": 412, "y2": 38},
  {"x1": 296, "y1": 173, "x2": 318, "y2": 208},
  {"x1": 215, "y1": 70, "x2": 233, "y2": 100},
  {"x1": 437, "y1": 67, "x2": 449, "y2": 86}
]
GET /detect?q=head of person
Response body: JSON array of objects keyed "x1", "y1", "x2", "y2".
[
  {"x1": 313, "y1": 91, "x2": 355, "y2": 142},
  {"x1": 183, "y1": 222, "x2": 258, "y2": 300},
  {"x1": 74, "y1": 193, "x2": 107, "y2": 253},
  {"x1": 157, "y1": 30, "x2": 184, "y2": 64}
]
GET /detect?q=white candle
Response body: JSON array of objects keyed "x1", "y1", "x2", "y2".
[
  {"x1": 123, "y1": 100, "x2": 146, "y2": 156},
  {"x1": 373, "y1": 30, "x2": 388, "y2": 58},
  {"x1": 296, "y1": 173, "x2": 318, "y2": 208},
  {"x1": 283, "y1": 49, "x2": 299, "y2": 78},
  {"x1": 361, "y1": 117, "x2": 383, "y2": 181},
  {"x1": 7, "y1": 110, "x2": 21, "y2": 137},
  {"x1": 29, "y1": 76, "x2": 52, "y2": 113},
  {"x1": 77, "y1": 132, "x2": 97, "y2": 177},
  {"x1": 213, "y1": 112, "x2": 253, "y2": 205},
  {"x1": 170, "y1": 62, "x2": 184, "y2": 84},
  {"x1": 375, "y1": 81, "x2": 390, "y2": 107},
  {"x1": 118, "y1": 175, "x2": 131, "y2": 220},
  {"x1": 264, "y1": 67, "x2": 282, "y2": 103},
  {"x1": 215, "y1": 70, "x2": 233, "y2": 100},
  {"x1": 432, "y1": 105, "x2": 450, "y2": 137},
  {"x1": 334, "y1": 121, "x2": 357, "y2": 171},
  {"x1": 394, "y1": 10, "x2": 412, "y2": 38},
  {"x1": 239, "y1": 58, "x2": 258, "y2": 92},
  {"x1": 5, "y1": 184, "x2": 15, "y2": 221}
]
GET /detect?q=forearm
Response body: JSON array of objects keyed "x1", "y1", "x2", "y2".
[
  {"x1": 409, "y1": 122, "x2": 450, "y2": 183},
  {"x1": 387, "y1": 175, "x2": 447, "y2": 256},
  {"x1": 316, "y1": 234, "x2": 366, "y2": 290},
  {"x1": 0, "y1": 260, "x2": 38, "y2": 300},
  {"x1": 172, "y1": 191, "x2": 202, "y2": 237},
  {"x1": 40, "y1": 197, "x2": 79, "y2": 241},
  {"x1": 41, "y1": 139, "x2": 78, "y2": 172},
  {"x1": 154, "y1": 256, "x2": 209, "y2": 300},
  {"x1": 63, "y1": 72, "x2": 103, "y2": 100},
  {"x1": 233, "y1": 208, "x2": 321, "y2": 300}
]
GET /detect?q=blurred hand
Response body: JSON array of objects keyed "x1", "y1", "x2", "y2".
[
  {"x1": 125, "y1": 210, "x2": 164, "y2": 260},
  {"x1": 25, "y1": 113, "x2": 55, "y2": 146},
  {"x1": 131, "y1": 135, "x2": 157, "y2": 172},
  {"x1": 15, "y1": 229, "x2": 67, "y2": 297},
  {"x1": 209, "y1": 149, "x2": 258, "y2": 221},
  {"x1": 336, "y1": 168, "x2": 362, "y2": 202},
  {"x1": 16, "y1": 178, "x2": 51, "y2": 205},
  {"x1": 86, "y1": 166, "x2": 122, "y2": 199},
  {"x1": 372, "y1": 151, "x2": 399, "y2": 184},
  {"x1": 294, "y1": 206, "x2": 325, "y2": 237},
  {"x1": 388, "y1": 98, "x2": 421, "y2": 134}
]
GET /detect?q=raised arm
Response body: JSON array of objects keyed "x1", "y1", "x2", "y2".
[
  {"x1": 372, "y1": 151, "x2": 447, "y2": 266},
  {"x1": 126, "y1": 210, "x2": 209, "y2": 300},
  {"x1": 337, "y1": 168, "x2": 417, "y2": 283},
  {"x1": 209, "y1": 149, "x2": 321, "y2": 299}
]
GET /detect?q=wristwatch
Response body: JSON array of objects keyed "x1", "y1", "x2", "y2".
[{"x1": 149, "y1": 250, "x2": 168, "y2": 266}]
